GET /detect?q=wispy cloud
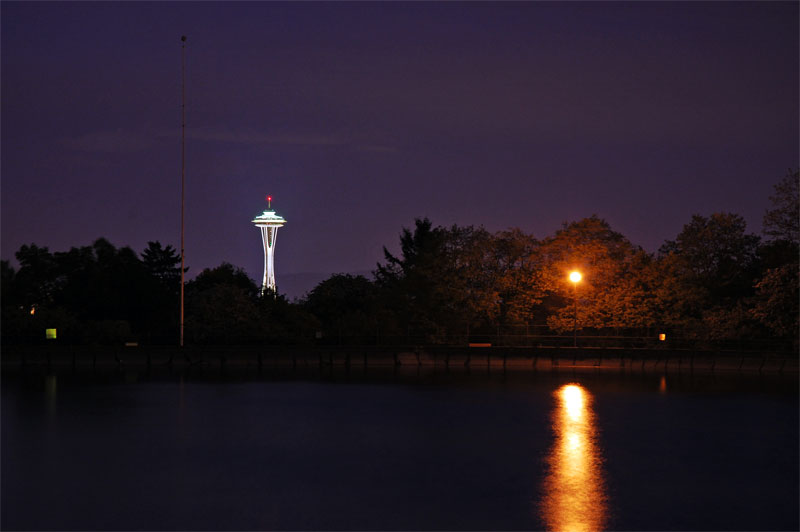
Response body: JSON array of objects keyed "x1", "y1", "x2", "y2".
[
  {"x1": 60, "y1": 125, "x2": 398, "y2": 154},
  {"x1": 354, "y1": 143, "x2": 397, "y2": 153},
  {"x1": 188, "y1": 126, "x2": 344, "y2": 147},
  {"x1": 60, "y1": 129, "x2": 154, "y2": 153},
  {"x1": 187, "y1": 125, "x2": 397, "y2": 153}
]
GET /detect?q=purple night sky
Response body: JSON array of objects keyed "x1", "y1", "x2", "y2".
[{"x1": 2, "y1": 2, "x2": 798, "y2": 299}]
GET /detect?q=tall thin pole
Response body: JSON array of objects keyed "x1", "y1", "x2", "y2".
[
  {"x1": 573, "y1": 283, "x2": 578, "y2": 348},
  {"x1": 180, "y1": 35, "x2": 186, "y2": 348}
]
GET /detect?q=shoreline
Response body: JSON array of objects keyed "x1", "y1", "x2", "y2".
[{"x1": 2, "y1": 344, "x2": 797, "y2": 376}]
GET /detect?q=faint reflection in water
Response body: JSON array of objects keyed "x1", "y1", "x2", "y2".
[
  {"x1": 540, "y1": 383, "x2": 608, "y2": 532},
  {"x1": 45, "y1": 374, "x2": 58, "y2": 419}
]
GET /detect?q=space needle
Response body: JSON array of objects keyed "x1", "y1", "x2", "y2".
[{"x1": 252, "y1": 195, "x2": 287, "y2": 295}]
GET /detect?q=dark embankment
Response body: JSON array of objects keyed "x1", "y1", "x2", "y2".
[{"x1": 2, "y1": 344, "x2": 796, "y2": 376}]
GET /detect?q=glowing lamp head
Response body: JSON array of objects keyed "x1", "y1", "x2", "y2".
[{"x1": 569, "y1": 271, "x2": 582, "y2": 284}]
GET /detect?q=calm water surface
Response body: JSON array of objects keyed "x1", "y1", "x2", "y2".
[{"x1": 2, "y1": 368, "x2": 797, "y2": 531}]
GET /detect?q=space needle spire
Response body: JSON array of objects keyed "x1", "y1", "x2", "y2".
[{"x1": 252, "y1": 195, "x2": 287, "y2": 296}]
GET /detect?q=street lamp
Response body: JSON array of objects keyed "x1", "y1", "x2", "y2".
[{"x1": 569, "y1": 271, "x2": 582, "y2": 347}]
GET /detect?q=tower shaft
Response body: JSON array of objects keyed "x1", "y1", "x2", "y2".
[
  {"x1": 259, "y1": 225, "x2": 279, "y2": 294},
  {"x1": 252, "y1": 206, "x2": 287, "y2": 297}
]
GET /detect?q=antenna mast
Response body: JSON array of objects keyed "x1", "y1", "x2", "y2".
[{"x1": 180, "y1": 35, "x2": 186, "y2": 348}]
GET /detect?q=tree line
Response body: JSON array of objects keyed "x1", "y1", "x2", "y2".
[{"x1": 2, "y1": 170, "x2": 797, "y2": 349}]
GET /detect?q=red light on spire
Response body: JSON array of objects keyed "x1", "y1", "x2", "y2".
[{"x1": 266, "y1": 195, "x2": 272, "y2": 209}]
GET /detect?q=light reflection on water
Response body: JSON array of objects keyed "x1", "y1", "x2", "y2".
[
  {"x1": 2, "y1": 370, "x2": 797, "y2": 531},
  {"x1": 541, "y1": 383, "x2": 608, "y2": 532}
]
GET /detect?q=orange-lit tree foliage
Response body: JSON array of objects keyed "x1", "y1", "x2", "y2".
[
  {"x1": 489, "y1": 228, "x2": 544, "y2": 326},
  {"x1": 536, "y1": 216, "x2": 657, "y2": 333}
]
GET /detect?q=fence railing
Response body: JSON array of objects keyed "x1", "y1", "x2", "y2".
[
  {"x1": 311, "y1": 329, "x2": 794, "y2": 354},
  {"x1": 2, "y1": 329, "x2": 794, "y2": 355}
]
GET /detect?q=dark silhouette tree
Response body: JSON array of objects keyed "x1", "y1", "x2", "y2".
[
  {"x1": 749, "y1": 170, "x2": 799, "y2": 344},
  {"x1": 188, "y1": 262, "x2": 258, "y2": 296},
  {"x1": 14, "y1": 244, "x2": 59, "y2": 308},
  {"x1": 141, "y1": 241, "x2": 182, "y2": 291},
  {"x1": 762, "y1": 169, "x2": 799, "y2": 245},
  {"x1": 304, "y1": 274, "x2": 378, "y2": 343},
  {"x1": 375, "y1": 218, "x2": 499, "y2": 342},
  {"x1": 139, "y1": 241, "x2": 182, "y2": 343},
  {"x1": 375, "y1": 218, "x2": 447, "y2": 338},
  {"x1": 185, "y1": 263, "x2": 262, "y2": 344},
  {"x1": 659, "y1": 213, "x2": 760, "y2": 295},
  {"x1": 490, "y1": 228, "x2": 543, "y2": 326},
  {"x1": 657, "y1": 213, "x2": 761, "y2": 338}
]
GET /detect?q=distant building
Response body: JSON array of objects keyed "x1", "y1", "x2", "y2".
[{"x1": 252, "y1": 196, "x2": 286, "y2": 295}]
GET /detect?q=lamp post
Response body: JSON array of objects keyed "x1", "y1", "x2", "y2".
[{"x1": 569, "y1": 271, "x2": 582, "y2": 347}]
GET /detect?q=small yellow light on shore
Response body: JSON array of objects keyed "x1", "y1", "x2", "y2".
[
  {"x1": 45, "y1": 328, "x2": 57, "y2": 340},
  {"x1": 659, "y1": 333, "x2": 666, "y2": 341},
  {"x1": 30, "y1": 307, "x2": 36, "y2": 316},
  {"x1": 569, "y1": 271, "x2": 582, "y2": 284}
]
